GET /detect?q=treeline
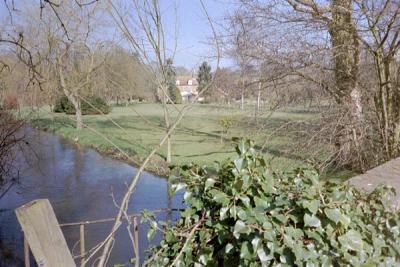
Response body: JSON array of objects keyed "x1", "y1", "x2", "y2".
[{"x1": 0, "y1": 45, "x2": 156, "y2": 109}]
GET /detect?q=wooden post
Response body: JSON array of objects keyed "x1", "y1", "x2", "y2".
[
  {"x1": 24, "y1": 234, "x2": 30, "y2": 267},
  {"x1": 80, "y1": 224, "x2": 85, "y2": 267},
  {"x1": 15, "y1": 199, "x2": 76, "y2": 267},
  {"x1": 133, "y1": 216, "x2": 139, "y2": 267}
]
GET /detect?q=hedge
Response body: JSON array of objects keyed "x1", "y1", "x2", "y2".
[{"x1": 54, "y1": 96, "x2": 111, "y2": 115}]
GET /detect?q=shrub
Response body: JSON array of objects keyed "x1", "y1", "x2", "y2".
[
  {"x1": 175, "y1": 87, "x2": 182, "y2": 104},
  {"x1": 53, "y1": 96, "x2": 74, "y2": 113},
  {"x1": 54, "y1": 96, "x2": 111, "y2": 115},
  {"x1": 2, "y1": 90, "x2": 19, "y2": 110},
  {"x1": 86, "y1": 96, "x2": 111, "y2": 115},
  {"x1": 144, "y1": 140, "x2": 400, "y2": 266},
  {"x1": 218, "y1": 116, "x2": 235, "y2": 133}
]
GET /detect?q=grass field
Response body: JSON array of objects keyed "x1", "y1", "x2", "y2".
[{"x1": 25, "y1": 103, "x2": 355, "y2": 179}]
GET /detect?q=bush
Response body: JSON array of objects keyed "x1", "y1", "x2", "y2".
[
  {"x1": 144, "y1": 140, "x2": 400, "y2": 266},
  {"x1": 54, "y1": 96, "x2": 111, "y2": 115},
  {"x1": 2, "y1": 90, "x2": 19, "y2": 110},
  {"x1": 175, "y1": 87, "x2": 182, "y2": 104},
  {"x1": 53, "y1": 96, "x2": 74, "y2": 113},
  {"x1": 218, "y1": 116, "x2": 235, "y2": 133},
  {"x1": 86, "y1": 96, "x2": 111, "y2": 115}
]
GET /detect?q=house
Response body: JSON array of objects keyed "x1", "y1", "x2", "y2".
[{"x1": 176, "y1": 76, "x2": 199, "y2": 102}]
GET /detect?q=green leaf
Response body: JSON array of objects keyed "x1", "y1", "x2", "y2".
[
  {"x1": 230, "y1": 206, "x2": 237, "y2": 219},
  {"x1": 283, "y1": 234, "x2": 295, "y2": 248},
  {"x1": 225, "y1": 243, "x2": 234, "y2": 253},
  {"x1": 239, "y1": 195, "x2": 251, "y2": 207},
  {"x1": 173, "y1": 183, "x2": 186, "y2": 193},
  {"x1": 254, "y1": 196, "x2": 269, "y2": 210},
  {"x1": 234, "y1": 220, "x2": 250, "y2": 239},
  {"x1": 251, "y1": 237, "x2": 261, "y2": 251},
  {"x1": 211, "y1": 190, "x2": 229, "y2": 205},
  {"x1": 303, "y1": 200, "x2": 320, "y2": 214},
  {"x1": 324, "y1": 208, "x2": 341, "y2": 224},
  {"x1": 236, "y1": 140, "x2": 247, "y2": 155},
  {"x1": 237, "y1": 209, "x2": 247, "y2": 220},
  {"x1": 183, "y1": 191, "x2": 192, "y2": 202},
  {"x1": 340, "y1": 214, "x2": 351, "y2": 228},
  {"x1": 205, "y1": 178, "x2": 215, "y2": 190},
  {"x1": 304, "y1": 214, "x2": 321, "y2": 228},
  {"x1": 234, "y1": 158, "x2": 243, "y2": 171},
  {"x1": 274, "y1": 214, "x2": 287, "y2": 224},
  {"x1": 220, "y1": 207, "x2": 229, "y2": 220},
  {"x1": 147, "y1": 227, "x2": 156, "y2": 241},
  {"x1": 240, "y1": 241, "x2": 252, "y2": 260},
  {"x1": 257, "y1": 247, "x2": 273, "y2": 263},
  {"x1": 338, "y1": 230, "x2": 363, "y2": 252}
]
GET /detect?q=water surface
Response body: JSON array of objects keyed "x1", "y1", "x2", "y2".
[{"x1": 0, "y1": 128, "x2": 182, "y2": 266}]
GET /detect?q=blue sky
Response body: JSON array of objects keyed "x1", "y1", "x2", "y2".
[
  {"x1": 161, "y1": 0, "x2": 235, "y2": 70},
  {"x1": 0, "y1": 0, "x2": 235, "y2": 69}
]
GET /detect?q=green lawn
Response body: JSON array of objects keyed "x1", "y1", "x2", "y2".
[{"x1": 25, "y1": 103, "x2": 355, "y2": 178}]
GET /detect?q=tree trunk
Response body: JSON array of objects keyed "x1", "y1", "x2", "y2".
[
  {"x1": 75, "y1": 102, "x2": 83, "y2": 129},
  {"x1": 162, "y1": 88, "x2": 171, "y2": 163},
  {"x1": 328, "y1": 0, "x2": 365, "y2": 170},
  {"x1": 255, "y1": 82, "x2": 261, "y2": 123},
  {"x1": 57, "y1": 55, "x2": 83, "y2": 130},
  {"x1": 64, "y1": 90, "x2": 83, "y2": 129},
  {"x1": 372, "y1": 49, "x2": 400, "y2": 160},
  {"x1": 166, "y1": 134, "x2": 171, "y2": 163},
  {"x1": 240, "y1": 92, "x2": 244, "y2": 110}
]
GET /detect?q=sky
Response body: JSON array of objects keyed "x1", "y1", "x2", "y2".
[
  {"x1": 160, "y1": 0, "x2": 235, "y2": 70},
  {"x1": 0, "y1": 0, "x2": 236, "y2": 70}
]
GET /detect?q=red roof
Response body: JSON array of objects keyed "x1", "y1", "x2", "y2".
[{"x1": 176, "y1": 76, "x2": 198, "y2": 86}]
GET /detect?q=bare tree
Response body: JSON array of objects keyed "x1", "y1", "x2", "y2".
[
  {"x1": 100, "y1": 45, "x2": 156, "y2": 104},
  {"x1": 108, "y1": 0, "x2": 180, "y2": 163},
  {"x1": 89, "y1": 1, "x2": 221, "y2": 265},
  {"x1": 228, "y1": 1, "x2": 370, "y2": 170},
  {"x1": 356, "y1": 0, "x2": 400, "y2": 161},
  {"x1": 48, "y1": 2, "x2": 104, "y2": 129},
  {"x1": 0, "y1": 112, "x2": 25, "y2": 199}
]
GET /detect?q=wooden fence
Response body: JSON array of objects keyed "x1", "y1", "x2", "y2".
[{"x1": 22, "y1": 208, "x2": 182, "y2": 267}]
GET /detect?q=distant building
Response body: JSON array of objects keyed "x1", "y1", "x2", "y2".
[{"x1": 176, "y1": 76, "x2": 199, "y2": 102}]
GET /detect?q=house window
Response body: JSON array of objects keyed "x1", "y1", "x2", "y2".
[
  {"x1": 188, "y1": 80, "x2": 193, "y2": 85},
  {"x1": 176, "y1": 80, "x2": 180, "y2": 85}
]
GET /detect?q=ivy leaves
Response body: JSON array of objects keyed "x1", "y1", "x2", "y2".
[
  {"x1": 145, "y1": 140, "x2": 400, "y2": 266},
  {"x1": 304, "y1": 214, "x2": 321, "y2": 228},
  {"x1": 324, "y1": 208, "x2": 341, "y2": 224}
]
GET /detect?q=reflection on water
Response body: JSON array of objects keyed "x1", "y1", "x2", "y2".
[{"x1": 0, "y1": 128, "x2": 183, "y2": 266}]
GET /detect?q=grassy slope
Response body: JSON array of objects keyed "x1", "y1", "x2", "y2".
[{"x1": 25, "y1": 103, "x2": 355, "y2": 179}]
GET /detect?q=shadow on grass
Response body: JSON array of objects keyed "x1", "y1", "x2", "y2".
[
  {"x1": 174, "y1": 149, "x2": 235, "y2": 158},
  {"x1": 34, "y1": 112, "x2": 309, "y2": 169},
  {"x1": 91, "y1": 116, "x2": 164, "y2": 132}
]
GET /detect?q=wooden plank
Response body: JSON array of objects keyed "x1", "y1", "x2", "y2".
[
  {"x1": 133, "y1": 216, "x2": 139, "y2": 267},
  {"x1": 80, "y1": 224, "x2": 85, "y2": 267},
  {"x1": 24, "y1": 234, "x2": 30, "y2": 267},
  {"x1": 15, "y1": 199, "x2": 76, "y2": 267}
]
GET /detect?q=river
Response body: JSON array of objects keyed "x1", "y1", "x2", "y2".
[{"x1": 0, "y1": 128, "x2": 183, "y2": 266}]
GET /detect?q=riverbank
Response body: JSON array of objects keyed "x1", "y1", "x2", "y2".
[
  {"x1": 20, "y1": 103, "x2": 355, "y2": 179},
  {"x1": 30, "y1": 124, "x2": 170, "y2": 176}
]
